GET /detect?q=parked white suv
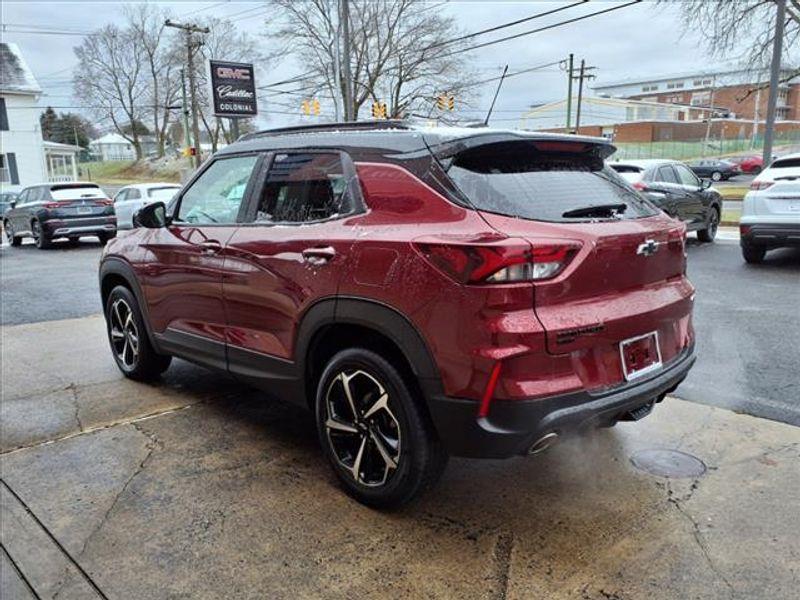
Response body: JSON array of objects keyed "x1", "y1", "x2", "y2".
[
  {"x1": 113, "y1": 183, "x2": 181, "y2": 229},
  {"x1": 741, "y1": 153, "x2": 800, "y2": 263}
]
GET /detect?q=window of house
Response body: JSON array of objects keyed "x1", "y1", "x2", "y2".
[
  {"x1": 256, "y1": 152, "x2": 353, "y2": 223},
  {"x1": 0, "y1": 154, "x2": 8, "y2": 182},
  {"x1": 0, "y1": 98, "x2": 8, "y2": 131},
  {"x1": 176, "y1": 154, "x2": 258, "y2": 224}
]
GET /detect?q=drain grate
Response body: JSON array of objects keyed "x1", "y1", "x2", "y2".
[{"x1": 630, "y1": 449, "x2": 707, "y2": 478}]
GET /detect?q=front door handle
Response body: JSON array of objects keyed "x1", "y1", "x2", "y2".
[
  {"x1": 302, "y1": 246, "x2": 336, "y2": 264},
  {"x1": 200, "y1": 240, "x2": 223, "y2": 255}
]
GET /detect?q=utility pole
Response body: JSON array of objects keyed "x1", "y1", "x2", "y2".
[
  {"x1": 565, "y1": 54, "x2": 574, "y2": 133},
  {"x1": 762, "y1": 0, "x2": 786, "y2": 166},
  {"x1": 166, "y1": 19, "x2": 209, "y2": 169},
  {"x1": 574, "y1": 60, "x2": 596, "y2": 134},
  {"x1": 340, "y1": 0, "x2": 354, "y2": 121},
  {"x1": 180, "y1": 68, "x2": 192, "y2": 167},
  {"x1": 703, "y1": 76, "x2": 717, "y2": 157}
]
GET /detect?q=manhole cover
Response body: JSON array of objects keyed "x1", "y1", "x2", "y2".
[{"x1": 630, "y1": 449, "x2": 706, "y2": 478}]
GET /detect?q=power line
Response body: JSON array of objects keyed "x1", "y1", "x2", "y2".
[
  {"x1": 424, "y1": 0, "x2": 588, "y2": 52},
  {"x1": 439, "y1": 0, "x2": 643, "y2": 59}
]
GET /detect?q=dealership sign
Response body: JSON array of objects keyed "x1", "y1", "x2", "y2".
[{"x1": 209, "y1": 60, "x2": 257, "y2": 118}]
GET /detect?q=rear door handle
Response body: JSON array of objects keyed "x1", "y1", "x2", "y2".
[
  {"x1": 302, "y1": 246, "x2": 336, "y2": 263},
  {"x1": 200, "y1": 240, "x2": 223, "y2": 255}
]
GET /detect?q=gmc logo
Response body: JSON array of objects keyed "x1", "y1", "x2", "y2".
[{"x1": 216, "y1": 67, "x2": 250, "y2": 80}]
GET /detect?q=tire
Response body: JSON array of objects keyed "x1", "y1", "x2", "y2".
[
  {"x1": 741, "y1": 243, "x2": 766, "y2": 264},
  {"x1": 315, "y1": 348, "x2": 448, "y2": 509},
  {"x1": 32, "y1": 220, "x2": 52, "y2": 249},
  {"x1": 97, "y1": 233, "x2": 110, "y2": 245},
  {"x1": 752, "y1": 166, "x2": 762, "y2": 175},
  {"x1": 105, "y1": 285, "x2": 172, "y2": 380},
  {"x1": 711, "y1": 171, "x2": 722, "y2": 182},
  {"x1": 4, "y1": 221, "x2": 21, "y2": 246},
  {"x1": 697, "y1": 207, "x2": 719, "y2": 243}
]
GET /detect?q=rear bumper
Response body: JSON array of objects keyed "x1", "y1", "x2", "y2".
[
  {"x1": 44, "y1": 217, "x2": 116, "y2": 237},
  {"x1": 428, "y1": 345, "x2": 696, "y2": 458},
  {"x1": 740, "y1": 222, "x2": 800, "y2": 248}
]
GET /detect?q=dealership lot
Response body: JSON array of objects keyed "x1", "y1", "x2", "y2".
[{"x1": 1, "y1": 236, "x2": 799, "y2": 599}]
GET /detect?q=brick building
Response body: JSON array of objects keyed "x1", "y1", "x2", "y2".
[{"x1": 593, "y1": 66, "x2": 800, "y2": 122}]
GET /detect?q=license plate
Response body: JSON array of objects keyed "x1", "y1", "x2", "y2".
[
  {"x1": 77, "y1": 206, "x2": 93, "y2": 214},
  {"x1": 620, "y1": 332, "x2": 662, "y2": 381}
]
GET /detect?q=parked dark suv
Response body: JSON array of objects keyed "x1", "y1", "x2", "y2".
[
  {"x1": 610, "y1": 159, "x2": 723, "y2": 242},
  {"x1": 99, "y1": 122, "x2": 696, "y2": 507},
  {"x1": 4, "y1": 182, "x2": 116, "y2": 248}
]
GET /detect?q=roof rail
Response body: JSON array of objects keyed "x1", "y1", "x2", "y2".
[{"x1": 241, "y1": 119, "x2": 413, "y2": 141}]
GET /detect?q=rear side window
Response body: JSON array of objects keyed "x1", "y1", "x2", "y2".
[
  {"x1": 656, "y1": 166, "x2": 678, "y2": 184},
  {"x1": 447, "y1": 142, "x2": 658, "y2": 222},
  {"x1": 256, "y1": 152, "x2": 352, "y2": 223}
]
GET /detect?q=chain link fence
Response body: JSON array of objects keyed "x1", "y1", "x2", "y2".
[{"x1": 610, "y1": 129, "x2": 800, "y2": 161}]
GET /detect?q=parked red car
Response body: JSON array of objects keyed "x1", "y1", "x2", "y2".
[
  {"x1": 729, "y1": 155, "x2": 764, "y2": 174},
  {"x1": 99, "y1": 122, "x2": 696, "y2": 507}
]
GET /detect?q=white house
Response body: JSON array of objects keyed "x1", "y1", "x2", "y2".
[
  {"x1": 43, "y1": 141, "x2": 81, "y2": 182},
  {"x1": 0, "y1": 43, "x2": 47, "y2": 193},
  {"x1": 89, "y1": 133, "x2": 137, "y2": 161}
]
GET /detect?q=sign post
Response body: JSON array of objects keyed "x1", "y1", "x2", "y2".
[{"x1": 209, "y1": 60, "x2": 258, "y2": 143}]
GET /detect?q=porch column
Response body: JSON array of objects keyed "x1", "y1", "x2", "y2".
[{"x1": 71, "y1": 153, "x2": 78, "y2": 181}]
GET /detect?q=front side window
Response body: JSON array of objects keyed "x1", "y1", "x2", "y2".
[
  {"x1": 148, "y1": 187, "x2": 180, "y2": 201},
  {"x1": 256, "y1": 152, "x2": 352, "y2": 223},
  {"x1": 176, "y1": 155, "x2": 258, "y2": 224},
  {"x1": 127, "y1": 188, "x2": 141, "y2": 200}
]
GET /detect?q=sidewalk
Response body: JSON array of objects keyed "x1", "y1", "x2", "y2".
[{"x1": 2, "y1": 315, "x2": 798, "y2": 599}]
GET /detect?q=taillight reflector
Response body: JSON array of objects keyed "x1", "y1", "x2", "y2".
[
  {"x1": 414, "y1": 238, "x2": 580, "y2": 284},
  {"x1": 750, "y1": 181, "x2": 774, "y2": 190}
]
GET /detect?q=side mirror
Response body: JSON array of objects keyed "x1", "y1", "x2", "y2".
[
  {"x1": 701, "y1": 179, "x2": 713, "y2": 190},
  {"x1": 133, "y1": 201, "x2": 169, "y2": 228},
  {"x1": 9, "y1": 200, "x2": 16, "y2": 208}
]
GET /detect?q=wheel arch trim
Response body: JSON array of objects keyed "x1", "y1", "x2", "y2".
[{"x1": 99, "y1": 257, "x2": 160, "y2": 351}]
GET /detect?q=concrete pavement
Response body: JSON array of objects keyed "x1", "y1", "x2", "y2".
[{"x1": 2, "y1": 315, "x2": 799, "y2": 599}]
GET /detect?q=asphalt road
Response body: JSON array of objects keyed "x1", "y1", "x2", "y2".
[{"x1": 1, "y1": 233, "x2": 798, "y2": 425}]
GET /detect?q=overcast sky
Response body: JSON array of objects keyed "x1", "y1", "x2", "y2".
[{"x1": 1, "y1": 0, "x2": 758, "y2": 130}]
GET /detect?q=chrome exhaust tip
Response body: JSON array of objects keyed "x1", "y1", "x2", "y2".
[{"x1": 527, "y1": 432, "x2": 559, "y2": 455}]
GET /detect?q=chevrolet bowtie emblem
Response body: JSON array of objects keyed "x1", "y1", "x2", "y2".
[{"x1": 637, "y1": 239, "x2": 661, "y2": 257}]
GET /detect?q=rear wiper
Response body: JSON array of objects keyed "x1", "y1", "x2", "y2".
[{"x1": 562, "y1": 203, "x2": 627, "y2": 218}]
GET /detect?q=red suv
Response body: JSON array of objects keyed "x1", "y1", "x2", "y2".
[{"x1": 99, "y1": 122, "x2": 696, "y2": 507}]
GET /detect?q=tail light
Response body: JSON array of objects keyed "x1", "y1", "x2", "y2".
[
  {"x1": 750, "y1": 181, "x2": 774, "y2": 190},
  {"x1": 414, "y1": 238, "x2": 581, "y2": 284},
  {"x1": 632, "y1": 181, "x2": 647, "y2": 191},
  {"x1": 740, "y1": 224, "x2": 752, "y2": 236},
  {"x1": 44, "y1": 202, "x2": 62, "y2": 208},
  {"x1": 95, "y1": 199, "x2": 113, "y2": 206}
]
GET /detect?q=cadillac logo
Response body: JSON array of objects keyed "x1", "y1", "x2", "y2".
[{"x1": 636, "y1": 239, "x2": 661, "y2": 257}]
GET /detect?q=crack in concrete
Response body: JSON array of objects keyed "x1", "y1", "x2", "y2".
[
  {"x1": 491, "y1": 529, "x2": 514, "y2": 600},
  {"x1": 66, "y1": 383, "x2": 84, "y2": 433},
  {"x1": 52, "y1": 423, "x2": 160, "y2": 600},
  {"x1": 1, "y1": 400, "x2": 207, "y2": 456},
  {"x1": 666, "y1": 478, "x2": 736, "y2": 599}
]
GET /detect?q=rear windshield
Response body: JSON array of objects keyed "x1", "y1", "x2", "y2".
[
  {"x1": 770, "y1": 157, "x2": 800, "y2": 169},
  {"x1": 447, "y1": 142, "x2": 658, "y2": 222},
  {"x1": 50, "y1": 186, "x2": 106, "y2": 200},
  {"x1": 148, "y1": 187, "x2": 180, "y2": 201}
]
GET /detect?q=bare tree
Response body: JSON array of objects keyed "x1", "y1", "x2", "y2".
[
  {"x1": 666, "y1": 0, "x2": 800, "y2": 90},
  {"x1": 126, "y1": 3, "x2": 182, "y2": 158},
  {"x1": 266, "y1": 0, "x2": 476, "y2": 120},
  {"x1": 74, "y1": 25, "x2": 148, "y2": 159}
]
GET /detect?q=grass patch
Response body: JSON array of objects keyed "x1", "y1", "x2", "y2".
[
  {"x1": 80, "y1": 160, "x2": 182, "y2": 185},
  {"x1": 718, "y1": 186, "x2": 748, "y2": 201},
  {"x1": 721, "y1": 208, "x2": 740, "y2": 225}
]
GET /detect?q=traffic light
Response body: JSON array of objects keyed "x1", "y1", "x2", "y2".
[
  {"x1": 302, "y1": 99, "x2": 321, "y2": 115},
  {"x1": 437, "y1": 93, "x2": 455, "y2": 111},
  {"x1": 371, "y1": 101, "x2": 388, "y2": 119}
]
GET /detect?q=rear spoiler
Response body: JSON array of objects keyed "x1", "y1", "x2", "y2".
[{"x1": 425, "y1": 132, "x2": 617, "y2": 165}]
